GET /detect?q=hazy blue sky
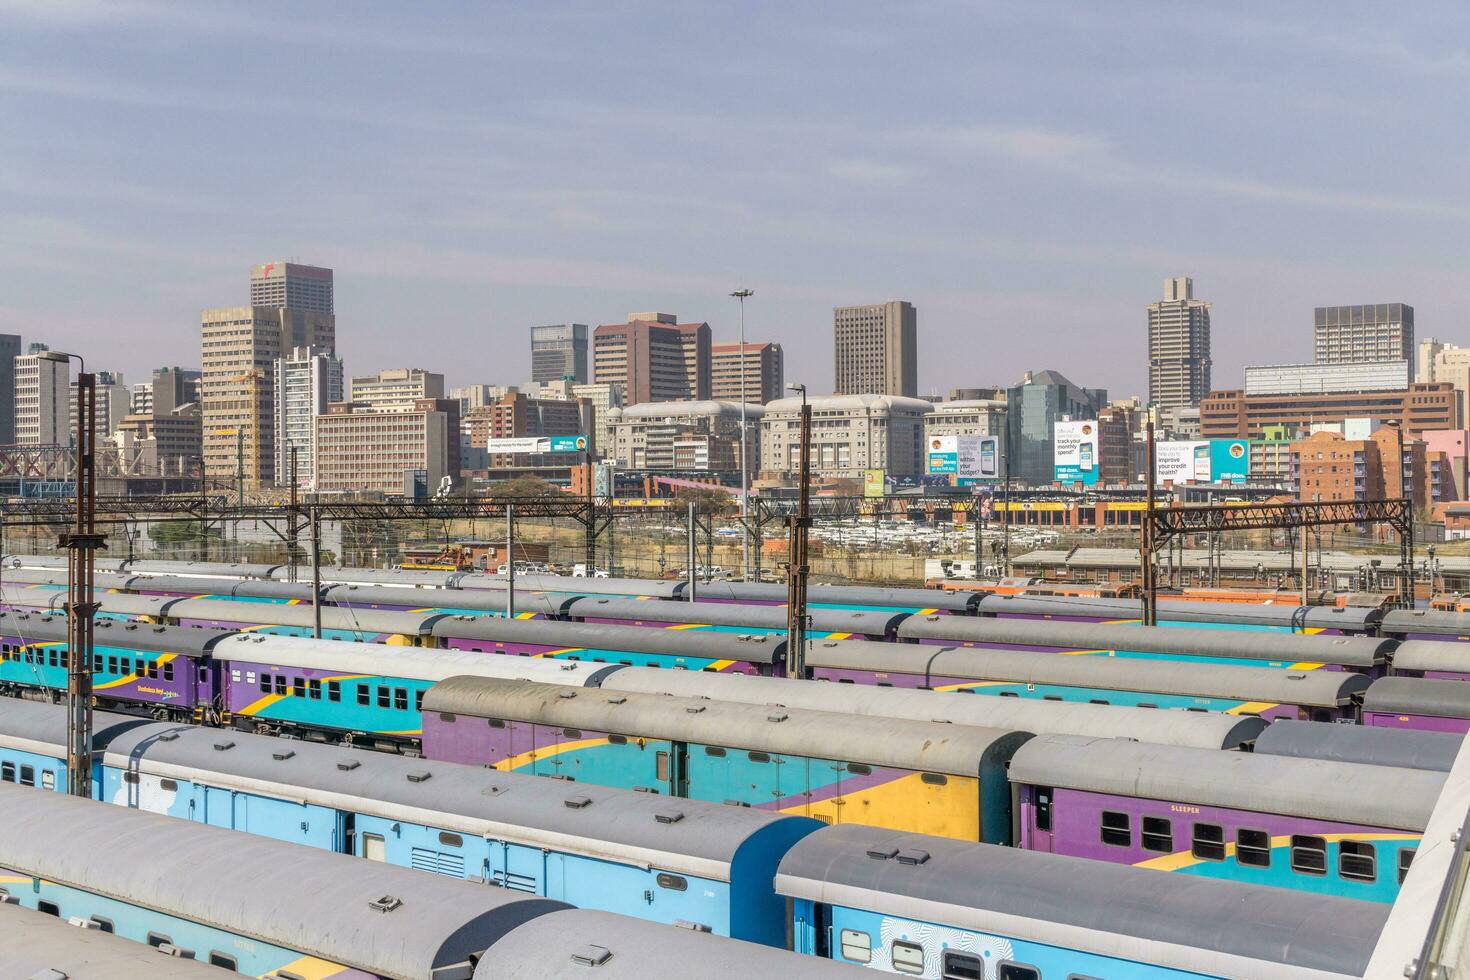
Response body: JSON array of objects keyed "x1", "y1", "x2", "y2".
[{"x1": 2, "y1": 2, "x2": 1467, "y2": 398}]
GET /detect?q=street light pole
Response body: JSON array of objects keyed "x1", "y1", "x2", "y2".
[
  {"x1": 41, "y1": 350, "x2": 101, "y2": 798},
  {"x1": 731, "y1": 288, "x2": 754, "y2": 581},
  {"x1": 786, "y1": 383, "x2": 811, "y2": 678}
]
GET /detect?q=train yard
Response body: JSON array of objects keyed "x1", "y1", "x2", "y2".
[{"x1": 0, "y1": 551, "x2": 1468, "y2": 977}]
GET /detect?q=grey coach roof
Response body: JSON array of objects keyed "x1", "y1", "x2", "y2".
[
  {"x1": 0, "y1": 698, "x2": 151, "y2": 755},
  {"x1": 123, "y1": 558, "x2": 282, "y2": 580},
  {"x1": 430, "y1": 615, "x2": 786, "y2": 665},
  {"x1": 326, "y1": 583, "x2": 556, "y2": 612},
  {"x1": 0, "y1": 612, "x2": 234, "y2": 658},
  {"x1": 596, "y1": 669, "x2": 1265, "y2": 749},
  {"x1": 0, "y1": 784, "x2": 567, "y2": 977},
  {"x1": 1010, "y1": 734, "x2": 1443, "y2": 830},
  {"x1": 806, "y1": 641, "x2": 1369, "y2": 707},
  {"x1": 0, "y1": 588, "x2": 182, "y2": 618},
  {"x1": 215, "y1": 633, "x2": 619, "y2": 686},
  {"x1": 566, "y1": 596, "x2": 907, "y2": 637},
  {"x1": 1364, "y1": 676, "x2": 1470, "y2": 719},
  {"x1": 1390, "y1": 640, "x2": 1470, "y2": 675},
  {"x1": 689, "y1": 580, "x2": 981, "y2": 613},
  {"x1": 1381, "y1": 608, "x2": 1470, "y2": 638},
  {"x1": 104, "y1": 721, "x2": 812, "y2": 882},
  {"x1": 775, "y1": 824, "x2": 1389, "y2": 979},
  {"x1": 1255, "y1": 719, "x2": 1465, "y2": 773},
  {"x1": 274, "y1": 564, "x2": 465, "y2": 587},
  {"x1": 424, "y1": 676, "x2": 1032, "y2": 777},
  {"x1": 125, "y1": 575, "x2": 319, "y2": 600},
  {"x1": 0, "y1": 902, "x2": 224, "y2": 979},
  {"x1": 974, "y1": 593, "x2": 1383, "y2": 631},
  {"x1": 897, "y1": 614, "x2": 1394, "y2": 667},
  {"x1": 461, "y1": 572, "x2": 685, "y2": 600},
  {"x1": 474, "y1": 909, "x2": 863, "y2": 979},
  {"x1": 166, "y1": 596, "x2": 444, "y2": 635}
]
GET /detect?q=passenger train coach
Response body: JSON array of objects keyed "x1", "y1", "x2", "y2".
[
  {"x1": 0, "y1": 779, "x2": 1395, "y2": 980},
  {"x1": 0, "y1": 699, "x2": 819, "y2": 943}
]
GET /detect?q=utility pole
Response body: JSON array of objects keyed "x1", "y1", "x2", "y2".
[
  {"x1": 583, "y1": 450, "x2": 596, "y2": 572},
  {"x1": 310, "y1": 505, "x2": 322, "y2": 640},
  {"x1": 1141, "y1": 416, "x2": 1158, "y2": 626},
  {"x1": 730, "y1": 287, "x2": 754, "y2": 581},
  {"x1": 43, "y1": 351, "x2": 101, "y2": 798},
  {"x1": 287, "y1": 446, "x2": 299, "y2": 584},
  {"x1": 786, "y1": 383, "x2": 811, "y2": 679},
  {"x1": 1001, "y1": 451, "x2": 1012, "y2": 578},
  {"x1": 686, "y1": 501, "x2": 698, "y2": 602},
  {"x1": 506, "y1": 503, "x2": 516, "y2": 619}
]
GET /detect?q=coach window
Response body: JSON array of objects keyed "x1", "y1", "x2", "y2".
[
  {"x1": 1339, "y1": 840, "x2": 1377, "y2": 882},
  {"x1": 146, "y1": 931, "x2": 171, "y2": 948},
  {"x1": 394, "y1": 688, "x2": 409, "y2": 711},
  {"x1": 18, "y1": 766, "x2": 34, "y2": 786},
  {"x1": 942, "y1": 951, "x2": 982, "y2": 979},
  {"x1": 92, "y1": 654, "x2": 103, "y2": 673},
  {"x1": 260, "y1": 675, "x2": 272, "y2": 693},
  {"x1": 438, "y1": 831, "x2": 464, "y2": 848},
  {"x1": 209, "y1": 952, "x2": 238, "y2": 970},
  {"x1": 1088, "y1": 698, "x2": 1110, "y2": 705},
  {"x1": 162, "y1": 661, "x2": 174, "y2": 681},
  {"x1": 274, "y1": 676, "x2": 287, "y2": 694},
  {"x1": 377, "y1": 686, "x2": 390, "y2": 708},
  {"x1": 1142, "y1": 816, "x2": 1173, "y2": 852},
  {"x1": 998, "y1": 690, "x2": 1019, "y2": 697},
  {"x1": 415, "y1": 690, "x2": 424, "y2": 712},
  {"x1": 357, "y1": 684, "x2": 369, "y2": 706},
  {"x1": 292, "y1": 677, "x2": 306, "y2": 699},
  {"x1": 838, "y1": 929, "x2": 871, "y2": 963},
  {"x1": 1192, "y1": 823, "x2": 1226, "y2": 861},
  {"x1": 748, "y1": 751, "x2": 770, "y2": 763},
  {"x1": 1290, "y1": 835, "x2": 1328, "y2": 876},
  {"x1": 1, "y1": 763, "x2": 14, "y2": 782},
  {"x1": 998, "y1": 964, "x2": 1040, "y2": 980},
  {"x1": 1100, "y1": 810, "x2": 1131, "y2": 847},
  {"x1": 1398, "y1": 848, "x2": 1417, "y2": 884},
  {"x1": 327, "y1": 680, "x2": 341, "y2": 703},
  {"x1": 108, "y1": 656, "x2": 119, "y2": 674},
  {"x1": 1236, "y1": 828, "x2": 1271, "y2": 867},
  {"x1": 892, "y1": 940, "x2": 925, "y2": 975},
  {"x1": 655, "y1": 873, "x2": 687, "y2": 891},
  {"x1": 89, "y1": 916, "x2": 113, "y2": 933},
  {"x1": 146, "y1": 660, "x2": 158, "y2": 679},
  {"x1": 37, "y1": 900, "x2": 60, "y2": 917},
  {"x1": 40, "y1": 771, "x2": 54, "y2": 790},
  {"x1": 307, "y1": 679, "x2": 322, "y2": 700}
]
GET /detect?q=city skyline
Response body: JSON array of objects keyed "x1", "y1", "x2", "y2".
[{"x1": 3, "y1": 4, "x2": 1469, "y2": 399}]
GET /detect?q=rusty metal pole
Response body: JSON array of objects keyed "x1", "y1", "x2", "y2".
[
  {"x1": 1141, "y1": 417, "x2": 1158, "y2": 627},
  {"x1": 63, "y1": 367, "x2": 102, "y2": 797},
  {"x1": 506, "y1": 503, "x2": 515, "y2": 620},
  {"x1": 787, "y1": 386, "x2": 811, "y2": 678},
  {"x1": 310, "y1": 505, "x2": 322, "y2": 640}
]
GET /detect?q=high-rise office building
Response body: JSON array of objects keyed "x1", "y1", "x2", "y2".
[
  {"x1": 833, "y1": 300, "x2": 917, "y2": 397},
  {"x1": 592, "y1": 314, "x2": 711, "y2": 403},
  {"x1": 349, "y1": 368, "x2": 445, "y2": 412},
  {"x1": 1314, "y1": 303, "x2": 1414, "y2": 365},
  {"x1": 1005, "y1": 369, "x2": 1108, "y2": 486},
  {"x1": 69, "y1": 370, "x2": 131, "y2": 439},
  {"x1": 711, "y1": 341, "x2": 784, "y2": 404},
  {"x1": 13, "y1": 343, "x2": 69, "y2": 446},
  {"x1": 250, "y1": 262, "x2": 334, "y2": 315},
  {"x1": 151, "y1": 367, "x2": 202, "y2": 415},
  {"x1": 0, "y1": 334, "x2": 20, "y2": 443},
  {"x1": 274, "y1": 346, "x2": 344, "y2": 487},
  {"x1": 1147, "y1": 277, "x2": 1212, "y2": 409},
  {"x1": 200, "y1": 306, "x2": 334, "y2": 488},
  {"x1": 530, "y1": 324, "x2": 589, "y2": 384}
]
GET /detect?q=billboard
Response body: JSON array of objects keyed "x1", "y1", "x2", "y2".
[
  {"x1": 1154, "y1": 441, "x2": 1201, "y2": 483},
  {"x1": 1052, "y1": 420, "x2": 1099, "y2": 487},
  {"x1": 927, "y1": 435, "x2": 1001, "y2": 480},
  {"x1": 1155, "y1": 439, "x2": 1250, "y2": 484},
  {"x1": 488, "y1": 435, "x2": 590, "y2": 454},
  {"x1": 863, "y1": 469, "x2": 886, "y2": 498},
  {"x1": 487, "y1": 437, "x2": 547, "y2": 454},
  {"x1": 549, "y1": 435, "x2": 589, "y2": 453},
  {"x1": 1209, "y1": 439, "x2": 1249, "y2": 484}
]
